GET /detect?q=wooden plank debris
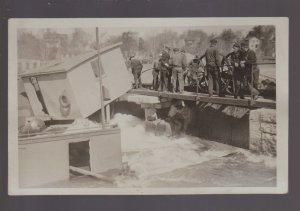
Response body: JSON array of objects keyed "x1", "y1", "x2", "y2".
[{"x1": 69, "y1": 166, "x2": 114, "y2": 183}]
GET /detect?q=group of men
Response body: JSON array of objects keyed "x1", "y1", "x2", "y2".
[
  {"x1": 152, "y1": 46, "x2": 187, "y2": 93},
  {"x1": 202, "y1": 38, "x2": 260, "y2": 99},
  {"x1": 225, "y1": 40, "x2": 260, "y2": 99},
  {"x1": 130, "y1": 37, "x2": 260, "y2": 99}
]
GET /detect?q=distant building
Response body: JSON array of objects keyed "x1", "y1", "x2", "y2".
[
  {"x1": 248, "y1": 37, "x2": 260, "y2": 51},
  {"x1": 184, "y1": 39, "x2": 194, "y2": 46},
  {"x1": 18, "y1": 59, "x2": 48, "y2": 73}
]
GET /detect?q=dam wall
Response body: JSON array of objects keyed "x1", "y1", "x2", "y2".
[{"x1": 111, "y1": 98, "x2": 276, "y2": 156}]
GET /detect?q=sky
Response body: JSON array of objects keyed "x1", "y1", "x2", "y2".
[{"x1": 20, "y1": 25, "x2": 255, "y2": 42}]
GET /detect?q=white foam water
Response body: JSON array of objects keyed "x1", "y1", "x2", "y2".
[{"x1": 111, "y1": 113, "x2": 276, "y2": 187}]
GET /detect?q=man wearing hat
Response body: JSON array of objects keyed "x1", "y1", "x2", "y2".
[
  {"x1": 159, "y1": 52, "x2": 170, "y2": 92},
  {"x1": 129, "y1": 55, "x2": 143, "y2": 89},
  {"x1": 161, "y1": 47, "x2": 172, "y2": 91},
  {"x1": 204, "y1": 38, "x2": 222, "y2": 97},
  {"x1": 152, "y1": 54, "x2": 161, "y2": 91},
  {"x1": 187, "y1": 55, "x2": 201, "y2": 85},
  {"x1": 226, "y1": 42, "x2": 244, "y2": 99},
  {"x1": 169, "y1": 46, "x2": 187, "y2": 93},
  {"x1": 240, "y1": 40, "x2": 260, "y2": 99}
]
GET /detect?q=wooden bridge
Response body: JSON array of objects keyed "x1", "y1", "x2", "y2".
[{"x1": 128, "y1": 89, "x2": 276, "y2": 109}]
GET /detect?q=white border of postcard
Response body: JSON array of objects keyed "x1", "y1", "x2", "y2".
[{"x1": 8, "y1": 17, "x2": 289, "y2": 195}]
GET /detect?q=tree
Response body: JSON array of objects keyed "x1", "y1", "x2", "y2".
[
  {"x1": 71, "y1": 28, "x2": 90, "y2": 49},
  {"x1": 247, "y1": 25, "x2": 275, "y2": 57},
  {"x1": 180, "y1": 30, "x2": 209, "y2": 55},
  {"x1": 18, "y1": 31, "x2": 45, "y2": 60},
  {"x1": 121, "y1": 31, "x2": 139, "y2": 54},
  {"x1": 218, "y1": 29, "x2": 240, "y2": 55}
]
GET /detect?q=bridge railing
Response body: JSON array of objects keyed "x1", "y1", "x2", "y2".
[{"x1": 140, "y1": 61, "x2": 276, "y2": 102}]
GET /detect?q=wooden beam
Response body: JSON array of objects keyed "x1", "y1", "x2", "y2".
[
  {"x1": 128, "y1": 89, "x2": 276, "y2": 109},
  {"x1": 69, "y1": 166, "x2": 114, "y2": 183}
]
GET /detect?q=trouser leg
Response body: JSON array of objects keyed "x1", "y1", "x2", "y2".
[
  {"x1": 137, "y1": 71, "x2": 142, "y2": 88},
  {"x1": 153, "y1": 72, "x2": 158, "y2": 90},
  {"x1": 213, "y1": 70, "x2": 220, "y2": 96},
  {"x1": 168, "y1": 68, "x2": 173, "y2": 91},
  {"x1": 233, "y1": 69, "x2": 241, "y2": 98},
  {"x1": 207, "y1": 67, "x2": 214, "y2": 96},
  {"x1": 133, "y1": 71, "x2": 138, "y2": 89},
  {"x1": 233, "y1": 74, "x2": 238, "y2": 98},
  {"x1": 246, "y1": 74, "x2": 259, "y2": 97},
  {"x1": 160, "y1": 71, "x2": 168, "y2": 91},
  {"x1": 178, "y1": 70, "x2": 184, "y2": 92},
  {"x1": 253, "y1": 69, "x2": 260, "y2": 90},
  {"x1": 239, "y1": 72, "x2": 245, "y2": 98},
  {"x1": 172, "y1": 68, "x2": 178, "y2": 92},
  {"x1": 209, "y1": 67, "x2": 219, "y2": 96}
]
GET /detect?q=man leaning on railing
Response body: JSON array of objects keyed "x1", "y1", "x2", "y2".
[{"x1": 240, "y1": 40, "x2": 260, "y2": 100}]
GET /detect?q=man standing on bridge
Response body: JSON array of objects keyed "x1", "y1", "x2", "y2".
[
  {"x1": 129, "y1": 55, "x2": 143, "y2": 89},
  {"x1": 158, "y1": 53, "x2": 170, "y2": 92},
  {"x1": 204, "y1": 38, "x2": 222, "y2": 97},
  {"x1": 170, "y1": 47, "x2": 187, "y2": 93},
  {"x1": 240, "y1": 40, "x2": 260, "y2": 99},
  {"x1": 162, "y1": 46, "x2": 172, "y2": 91},
  {"x1": 226, "y1": 42, "x2": 245, "y2": 99},
  {"x1": 152, "y1": 54, "x2": 161, "y2": 91}
]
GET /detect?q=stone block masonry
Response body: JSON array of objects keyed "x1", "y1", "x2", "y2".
[{"x1": 249, "y1": 108, "x2": 276, "y2": 156}]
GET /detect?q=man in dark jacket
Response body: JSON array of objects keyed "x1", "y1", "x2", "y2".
[
  {"x1": 240, "y1": 41, "x2": 260, "y2": 99},
  {"x1": 161, "y1": 48, "x2": 172, "y2": 91},
  {"x1": 129, "y1": 56, "x2": 143, "y2": 89},
  {"x1": 204, "y1": 38, "x2": 222, "y2": 97},
  {"x1": 187, "y1": 55, "x2": 201, "y2": 85},
  {"x1": 226, "y1": 43, "x2": 245, "y2": 99}
]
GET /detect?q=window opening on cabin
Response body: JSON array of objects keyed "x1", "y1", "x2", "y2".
[
  {"x1": 29, "y1": 77, "x2": 49, "y2": 115},
  {"x1": 91, "y1": 59, "x2": 105, "y2": 78}
]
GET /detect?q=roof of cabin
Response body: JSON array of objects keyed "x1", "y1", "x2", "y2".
[{"x1": 19, "y1": 42, "x2": 123, "y2": 77}]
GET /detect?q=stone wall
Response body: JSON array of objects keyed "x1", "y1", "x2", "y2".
[{"x1": 249, "y1": 108, "x2": 276, "y2": 156}]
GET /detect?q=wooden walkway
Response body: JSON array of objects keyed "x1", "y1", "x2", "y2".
[{"x1": 128, "y1": 89, "x2": 276, "y2": 109}]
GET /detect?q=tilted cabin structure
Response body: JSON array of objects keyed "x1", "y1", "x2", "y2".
[{"x1": 19, "y1": 42, "x2": 132, "y2": 120}]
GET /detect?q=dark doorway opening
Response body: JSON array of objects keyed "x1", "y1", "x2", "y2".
[{"x1": 69, "y1": 141, "x2": 91, "y2": 174}]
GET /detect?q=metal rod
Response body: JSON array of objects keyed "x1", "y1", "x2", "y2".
[
  {"x1": 250, "y1": 63, "x2": 254, "y2": 105},
  {"x1": 96, "y1": 27, "x2": 106, "y2": 127}
]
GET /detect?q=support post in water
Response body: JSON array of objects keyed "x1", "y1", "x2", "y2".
[{"x1": 96, "y1": 27, "x2": 108, "y2": 128}]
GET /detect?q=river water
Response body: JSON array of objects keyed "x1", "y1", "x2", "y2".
[{"x1": 44, "y1": 113, "x2": 276, "y2": 188}]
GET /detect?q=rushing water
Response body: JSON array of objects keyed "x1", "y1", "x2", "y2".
[
  {"x1": 111, "y1": 114, "x2": 276, "y2": 188},
  {"x1": 42, "y1": 113, "x2": 276, "y2": 188}
]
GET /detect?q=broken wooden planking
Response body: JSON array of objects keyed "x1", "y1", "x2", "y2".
[{"x1": 69, "y1": 166, "x2": 114, "y2": 183}]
